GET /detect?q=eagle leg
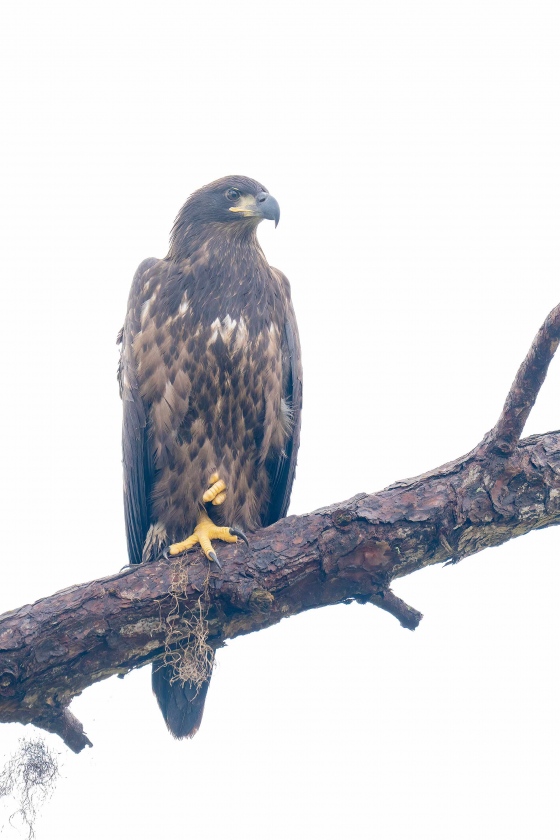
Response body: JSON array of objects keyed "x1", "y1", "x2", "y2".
[{"x1": 166, "y1": 511, "x2": 246, "y2": 567}]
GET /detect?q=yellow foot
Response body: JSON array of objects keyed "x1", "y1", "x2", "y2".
[
  {"x1": 166, "y1": 512, "x2": 248, "y2": 569},
  {"x1": 202, "y1": 472, "x2": 227, "y2": 506}
]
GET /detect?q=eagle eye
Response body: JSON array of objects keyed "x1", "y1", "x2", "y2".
[{"x1": 225, "y1": 188, "x2": 241, "y2": 202}]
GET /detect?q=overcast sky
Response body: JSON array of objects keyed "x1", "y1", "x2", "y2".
[{"x1": 1, "y1": 2, "x2": 559, "y2": 838}]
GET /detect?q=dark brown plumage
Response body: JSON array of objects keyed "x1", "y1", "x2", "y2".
[{"x1": 118, "y1": 176, "x2": 302, "y2": 738}]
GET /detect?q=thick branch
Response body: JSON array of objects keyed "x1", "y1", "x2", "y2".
[{"x1": 1, "y1": 429, "x2": 558, "y2": 751}]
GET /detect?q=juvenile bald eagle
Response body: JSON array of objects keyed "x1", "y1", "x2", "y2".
[{"x1": 118, "y1": 176, "x2": 302, "y2": 738}]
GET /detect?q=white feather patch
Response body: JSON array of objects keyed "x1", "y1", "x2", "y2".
[
  {"x1": 208, "y1": 314, "x2": 241, "y2": 345},
  {"x1": 140, "y1": 292, "x2": 158, "y2": 324}
]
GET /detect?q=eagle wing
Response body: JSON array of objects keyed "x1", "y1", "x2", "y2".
[
  {"x1": 118, "y1": 257, "x2": 159, "y2": 565},
  {"x1": 264, "y1": 268, "x2": 303, "y2": 526}
]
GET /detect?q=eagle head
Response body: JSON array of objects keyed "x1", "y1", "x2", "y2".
[{"x1": 169, "y1": 175, "x2": 280, "y2": 257}]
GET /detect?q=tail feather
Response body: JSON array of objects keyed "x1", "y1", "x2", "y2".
[{"x1": 151, "y1": 661, "x2": 211, "y2": 739}]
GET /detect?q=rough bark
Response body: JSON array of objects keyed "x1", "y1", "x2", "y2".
[{"x1": 1, "y1": 303, "x2": 559, "y2": 753}]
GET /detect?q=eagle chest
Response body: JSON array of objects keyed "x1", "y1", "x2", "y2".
[
  {"x1": 134, "y1": 292, "x2": 286, "y2": 501},
  {"x1": 184, "y1": 310, "x2": 286, "y2": 461}
]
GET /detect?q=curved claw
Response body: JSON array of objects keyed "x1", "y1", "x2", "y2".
[
  {"x1": 229, "y1": 527, "x2": 249, "y2": 547},
  {"x1": 207, "y1": 549, "x2": 222, "y2": 569},
  {"x1": 161, "y1": 546, "x2": 186, "y2": 561}
]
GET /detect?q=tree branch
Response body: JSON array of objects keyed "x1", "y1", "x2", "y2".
[
  {"x1": 1, "y1": 304, "x2": 559, "y2": 752},
  {"x1": 485, "y1": 302, "x2": 560, "y2": 455}
]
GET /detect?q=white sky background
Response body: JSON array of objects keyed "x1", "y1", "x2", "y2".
[{"x1": 1, "y1": 1, "x2": 559, "y2": 837}]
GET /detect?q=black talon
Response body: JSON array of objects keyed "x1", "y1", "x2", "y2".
[
  {"x1": 119, "y1": 562, "x2": 137, "y2": 572},
  {"x1": 229, "y1": 527, "x2": 249, "y2": 547},
  {"x1": 162, "y1": 546, "x2": 187, "y2": 560},
  {"x1": 208, "y1": 549, "x2": 222, "y2": 569}
]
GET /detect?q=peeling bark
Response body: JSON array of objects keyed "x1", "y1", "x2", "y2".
[{"x1": 1, "y1": 304, "x2": 559, "y2": 753}]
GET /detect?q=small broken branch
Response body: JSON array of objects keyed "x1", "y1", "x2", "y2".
[
  {"x1": 0, "y1": 303, "x2": 559, "y2": 752},
  {"x1": 367, "y1": 590, "x2": 423, "y2": 630},
  {"x1": 33, "y1": 709, "x2": 93, "y2": 753}
]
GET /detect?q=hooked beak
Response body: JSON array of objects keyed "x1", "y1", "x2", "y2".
[
  {"x1": 229, "y1": 191, "x2": 281, "y2": 227},
  {"x1": 255, "y1": 191, "x2": 280, "y2": 227}
]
